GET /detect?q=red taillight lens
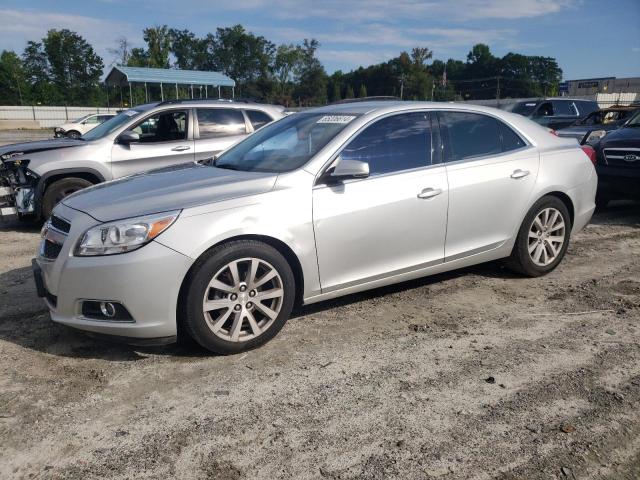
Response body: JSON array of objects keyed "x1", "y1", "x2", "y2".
[{"x1": 581, "y1": 145, "x2": 597, "y2": 166}]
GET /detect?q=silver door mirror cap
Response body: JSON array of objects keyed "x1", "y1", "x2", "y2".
[
  {"x1": 330, "y1": 159, "x2": 369, "y2": 180},
  {"x1": 118, "y1": 130, "x2": 140, "y2": 144}
]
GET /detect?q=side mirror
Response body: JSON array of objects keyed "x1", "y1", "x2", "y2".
[
  {"x1": 118, "y1": 130, "x2": 140, "y2": 144},
  {"x1": 330, "y1": 159, "x2": 369, "y2": 180}
]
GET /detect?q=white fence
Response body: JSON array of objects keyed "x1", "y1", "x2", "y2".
[{"x1": 0, "y1": 106, "x2": 121, "y2": 128}]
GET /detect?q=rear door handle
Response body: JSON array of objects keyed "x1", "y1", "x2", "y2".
[
  {"x1": 171, "y1": 146, "x2": 191, "y2": 152},
  {"x1": 417, "y1": 187, "x2": 443, "y2": 199},
  {"x1": 511, "y1": 169, "x2": 530, "y2": 179}
]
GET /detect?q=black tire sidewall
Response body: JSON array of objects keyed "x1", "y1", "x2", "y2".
[
  {"x1": 513, "y1": 196, "x2": 572, "y2": 277},
  {"x1": 183, "y1": 241, "x2": 295, "y2": 355},
  {"x1": 42, "y1": 177, "x2": 93, "y2": 219},
  {"x1": 66, "y1": 131, "x2": 80, "y2": 139}
]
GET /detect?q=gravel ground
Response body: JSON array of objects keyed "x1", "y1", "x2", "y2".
[{"x1": 0, "y1": 203, "x2": 639, "y2": 480}]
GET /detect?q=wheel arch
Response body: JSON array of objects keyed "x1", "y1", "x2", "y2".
[
  {"x1": 176, "y1": 234, "x2": 306, "y2": 336},
  {"x1": 542, "y1": 191, "x2": 575, "y2": 227},
  {"x1": 35, "y1": 168, "x2": 105, "y2": 216}
]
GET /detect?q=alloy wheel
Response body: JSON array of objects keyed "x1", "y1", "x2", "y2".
[
  {"x1": 202, "y1": 257, "x2": 284, "y2": 342},
  {"x1": 527, "y1": 207, "x2": 566, "y2": 267}
]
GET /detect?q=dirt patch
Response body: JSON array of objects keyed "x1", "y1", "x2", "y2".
[{"x1": 1, "y1": 202, "x2": 639, "y2": 479}]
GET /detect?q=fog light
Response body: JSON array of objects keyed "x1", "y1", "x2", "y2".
[
  {"x1": 81, "y1": 300, "x2": 133, "y2": 321},
  {"x1": 100, "y1": 302, "x2": 116, "y2": 318}
]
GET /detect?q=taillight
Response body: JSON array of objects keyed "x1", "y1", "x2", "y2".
[
  {"x1": 549, "y1": 129, "x2": 559, "y2": 136},
  {"x1": 581, "y1": 145, "x2": 597, "y2": 166}
]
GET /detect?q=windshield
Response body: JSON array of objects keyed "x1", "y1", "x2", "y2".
[
  {"x1": 511, "y1": 102, "x2": 538, "y2": 116},
  {"x1": 81, "y1": 109, "x2": 143, "y2": 140},
  {"x1": 72, "y1": 114, "x2": 91, "y2": 123},
  {"x1": 624, "y1": 110, "x2": 640, "y2": 127},
  {"x1": 215, "y1": 112, "x2": 360, "y2": 173}
]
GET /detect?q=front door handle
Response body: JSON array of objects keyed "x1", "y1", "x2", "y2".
[
  {"x1": 417, "y1": 187, "x2": 443, "y2": 199},
  {"x1": 511, "y1": 169, "x2": 530, "y2": 179},
  {"x1": 171, "y1": 146, "x2": 191, "y2": 152}
]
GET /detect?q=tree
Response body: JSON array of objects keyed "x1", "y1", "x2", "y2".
[
  {"x1": 211, "y1": 25, "x2": 276, "y2": 98},
  {"x1": 345, "y1": 84, "x2": 354, "y2": 99},
  {"x1": 358, "y1": 84, "x2": 368, "y2": 98},
  {"x1": 143, "y1": 25, "x2": 172, "y2": 68},
  {"x1": 0, "y1": 50, "x2": 27, "y2": 105},
  {"x1": 109, "y1": 37, "x2": 132, "y2": 66},
  {"x1": 293, "y1": 39, "x2": 327, "y2": 105},
  {"x1": 169, "y1": 29, "x2": 209, "y2": 70},
  {"x1": 274, "y1": 44, "x2": 303, "y2": 95},
  {"x1": 22, "y1": 29, "x2": 103, "y2": 105}
]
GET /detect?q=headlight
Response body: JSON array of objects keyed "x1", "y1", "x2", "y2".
[
  {"x1": 585, "y1": 129, "x2": 607, "y2": 144},
  {"x1": 75, "y1": 211, "x2": 180, "y2": 256}
]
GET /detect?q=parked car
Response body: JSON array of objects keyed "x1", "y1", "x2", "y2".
[
  {"x1": 33, "y1": 101, "x2": 597, "y2": 354},
  {"x1": 54, "y1": 113, "x2": 116, "y2": 138},
  {"x1": 556, "y1": 106, "x2": 639, "y2": 144},
  {"x1": 508, "y1": 98, "x2": 599, "y2": 130},
  {"x1": 591, "y1": 109, "x2": 640, "y2": 207},
  {"x1": 0, "y1": 100, "x2": 285, "y2": 220}
]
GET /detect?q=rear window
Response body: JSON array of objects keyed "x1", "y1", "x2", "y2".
[
  {"x1": 246, "y1": 110, "x2": 273, "y2": 130},
  {"x1": 197, "y1": 108, "x2": 246, "y2": 139},
  {"x1": 438, "y1": 112, "x2": 501, "y2": 162}
]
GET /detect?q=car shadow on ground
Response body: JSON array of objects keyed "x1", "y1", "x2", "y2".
[{"x1": 0, "y1": 201, "x2": 637, "y2": 361}]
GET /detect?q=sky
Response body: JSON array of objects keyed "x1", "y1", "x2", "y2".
[{"x1": 0, "y1": 0, "x2": 638, "y2": 80}]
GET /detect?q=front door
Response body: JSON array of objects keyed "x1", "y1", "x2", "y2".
[
  {"x1": 437, "y1": 110, "x2": 540, "y2": 261},
  {"x1": 313, "y1": 112, "x2": 448, "y2": 292},
  {"x1": 110, "y1": 108, "x2": 194, "y2": 179}
]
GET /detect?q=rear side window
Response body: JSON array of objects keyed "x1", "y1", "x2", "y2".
[
  {"x1": 552, "y1": 101, "x2": 578, "y2": 116},
  {"x1": 340, "y1": 112, "x2": 432, "y2": 176},
  {"x1": 499, "y1": 122, "x2": 526, "y2": 152},
  {"x1": 197, "y1": 108, "x2": 246, "y2": 139},
  {"x1": 438, "y1": 112, "x2": 501, "y2": 162},
  {"x1": 246, "y1": 110, "x2": 273, "y2": 130}
]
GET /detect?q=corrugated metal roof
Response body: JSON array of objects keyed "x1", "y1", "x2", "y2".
[{"x1": 105, "y1": 66, "x2": 235, "y2": 87}]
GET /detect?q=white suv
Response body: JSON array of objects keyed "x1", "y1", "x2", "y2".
[{"x1": 54, "y1": 113, "x2": 116, "y2": 138}]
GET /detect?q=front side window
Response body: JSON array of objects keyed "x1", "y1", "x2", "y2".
[
  {"x1": 535, "y1": 102, "x2": 554, "y2": 117},
  {"x1": 82, "y1": 108, "x2": 149, "y2": 141},
  {"x1": 246, "y1": 110, "x2": 273, "y2": 130},
  {"x1": 215, "y1": 112, "x2": 360, "y2": 173},
  {"x1": 340, "y1": 112, "x2": 432, "y2": 175},
  {"x1": 197, "y1": 108, "x2": 246, "y2": 139},
  {"x1": 132, "y1": 110, "x2": 188, "y2": 143},
  {"x1": 552, "y1": 101, "x2": 578, "y2": 116},
  {"x1": 438, "y1": 112, "x2": 501, "y2": 162}
]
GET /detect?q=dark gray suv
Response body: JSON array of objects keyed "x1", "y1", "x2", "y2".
[{"x1": 508, "y1": 98, "x2": 599, "y2": 130}]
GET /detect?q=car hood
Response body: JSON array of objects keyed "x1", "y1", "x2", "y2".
[
  {"x1": 0, "y1": 138, "x2": 85, "y2": 158},
  {"x1": 599, "y1": 126, "x2": 640, "y2": 145},
  {"x1": 62, "y1": 162, "x2": 278, "y2": 222}
]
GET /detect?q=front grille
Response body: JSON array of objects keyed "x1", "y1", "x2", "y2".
[
  {"x1": 50, "y1": 215, "x2": 71, "y2": 233},
  {"x1": 603, "y1": 148, "x2": 640, "y2": 167},
  {"x1": 42, "y1": 239, "x2": 63, "y2": 259}
]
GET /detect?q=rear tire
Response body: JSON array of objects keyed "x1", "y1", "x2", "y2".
[
  {"x1": 182, "y1": 240, "x2": 295, "y2": 355},
  {"x1": 41, "y1": 177, "x2": 93, "y2": 219},
  {"x1": 506, "y1": 196, "x2": 571, "y2": 277}
]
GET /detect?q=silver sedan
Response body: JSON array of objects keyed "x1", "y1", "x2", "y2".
[{"x1": 35, "y1": 101, "x2": 597, "y2": 354}]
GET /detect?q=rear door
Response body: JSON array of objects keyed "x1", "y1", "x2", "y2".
[
  {"x1": 438, "y1": 111, "x2": 539, "y2": 261},
  {"x1": 194, "y1": 108, "x2": 249, "y2": 162},
  {"x1": 110, "y1": 108, "x2": 194, "y2": 178}
]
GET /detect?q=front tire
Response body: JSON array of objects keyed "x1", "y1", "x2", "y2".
[
  {"x1": 66, "y1": 130, "x2": 81, "y2": 139},
  {"x1": 41, "y1": 177, "x2": 93, "y2": 219},
  {"x1": 507, "y1": 196, "x2": 571, "y2": 277},
  {"x1": 182, "y1": 240, "x2": 295, "y2": 355}
]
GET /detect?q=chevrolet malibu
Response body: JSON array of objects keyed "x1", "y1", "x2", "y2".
[{"x1": 33, "y1": 101, "x2": 597, "y2": 354}]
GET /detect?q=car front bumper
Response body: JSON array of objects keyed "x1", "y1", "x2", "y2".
[{"x1": 34, "y1": 204, "x2": 194, "y2": 342}]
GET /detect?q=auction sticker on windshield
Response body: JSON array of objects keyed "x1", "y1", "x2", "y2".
[{"x1": 317, "y1": 115, "x2": 356, "y2": 124}]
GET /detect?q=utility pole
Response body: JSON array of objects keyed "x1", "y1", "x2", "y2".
[{"x1": 400, "y1": 74, "x2": 406, "y2": 100}]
